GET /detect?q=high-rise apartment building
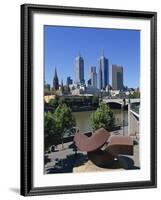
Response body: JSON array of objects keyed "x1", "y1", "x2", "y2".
[
  {"x1": 75, "y1": 55, "x2": 84, "y2": 85},
  {"x1": 98, "y1": 55, "x2": 109, "y2": 90},
  {"x1": 91, "y1": 66, "x2": 97, "y2": 88},
  {"x1": 112, "y1": 65, "x2": 123, "y2": 90}
]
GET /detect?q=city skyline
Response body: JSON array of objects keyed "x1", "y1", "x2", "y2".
[{"x1": 44, "y1": 26, "x2": 140, "y2": 88}]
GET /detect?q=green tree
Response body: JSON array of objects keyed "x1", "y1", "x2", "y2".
[
  {"x1": 48, "y1": 95, "x2": 59, "y2": 112},
  {"x1": 129, "y1": 91, "x2": 140, "y2": 99},
  {"x1": 58, "y1": 97, "x2": 65, "y2": 105},
  {"x1": 44, "y1": 112, "x2": 60, "y2": 150},
  {"x1": 54, "y1": 103, "x2": 76, "y2": 148},
  {"x1": 90, "y1": 102, "x2": 115, "y2": 132}
]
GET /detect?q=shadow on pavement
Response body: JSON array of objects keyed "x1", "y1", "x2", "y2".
[
  {"x1": 118, "y1": 156, "x2": 140, "y2": 169},
  {"x1": 88, "y1": 152, "x2": 140, "y2": 170},
  {"x1": 46, "y1": 153, "x2": 88, "y2": 174}
]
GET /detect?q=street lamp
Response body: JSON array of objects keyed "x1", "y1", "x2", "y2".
[{"x1": 122, "y1": 98, "x2": 126, "y2": 136}]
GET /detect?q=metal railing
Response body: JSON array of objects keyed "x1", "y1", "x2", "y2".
[{"x1": 130, "y1": 103, "x2": 140, "y2": 114}]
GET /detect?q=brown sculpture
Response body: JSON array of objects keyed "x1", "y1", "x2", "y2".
[{"x1": 74, "y1": 128, "x2": 133, "y2": 168}]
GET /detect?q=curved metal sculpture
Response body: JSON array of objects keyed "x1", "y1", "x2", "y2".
[
  {"x1": 74, "y1": 128, "x2": 110, "y2": 152},
  {"x1": 74, "y1": 128, "x2": 133, "y2": 168}
]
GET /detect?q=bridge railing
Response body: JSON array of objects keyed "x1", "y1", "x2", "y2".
[{"x1": 130, "y1": 103, "x2": 140, "y2": 115}]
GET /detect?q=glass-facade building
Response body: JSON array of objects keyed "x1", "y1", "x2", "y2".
[
  {"x1": 112, "y1": 65, "x2": 123, "y2": 90},
  {"x1": 66, "y1": 76, "x2": 73, "y2": 86},
  {"x1": 98, "y1": 56, "x2": 109, "y2": 90},
  {"x1": 91, "y1": 66, "x2": 97, "y2": 88},
  {"x1": 75, "y1": 56, "x2": 85, "y2": 85}
]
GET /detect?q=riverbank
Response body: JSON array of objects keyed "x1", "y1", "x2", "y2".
[{"x1": 72, "y1": 109, "x2": 128, "y2": 133}]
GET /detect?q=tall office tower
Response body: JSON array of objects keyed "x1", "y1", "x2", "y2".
[
  {"x1": 87, "y1": 79, "x2": 91, "y2": 86},
  {"x1": 98, "y1": 54, "x2": 109, "y2": 90},
  {"x1": 91, "y1": 66, "x2": 97, "y2": 88},
  {"x1": 112, "y1": 65, "x2": 124, "y2": 90},
  {"x1": 75, "y1": 55, "x2": 85, "y2": 85},
  {"x1": 66, "y1": 76, "x2": 73, "y2": 86},
  {"x1": 53, "y1": 68, "x2": 59, "y2": 90}
]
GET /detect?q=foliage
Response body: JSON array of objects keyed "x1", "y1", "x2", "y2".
[
  {"x1": 44, "y1": 112, "x2": 60, "y2": 149},
  {"x1": 90, "y1": 102, "x2": 115, "y2": 131},
  {"x1": 58, "y1": 97, "x2": 65, "y2": 105},
  {"x1": 54, "y1": 103, "x2": 76, "y2": 136},
  {"x1": 54, "y1": 104, "x2": 76, "y2": 148},
  {"x1": 129, "y1": 91, "x2": 140, "y2": 99},
  {"x1": 48, "y1": 95, "x2": 59, "y2": 111},
  {"x1": 44, "y1": 112, "x2": 54, "y2": 136},
  {"x1": 44, "y1": 103, "x2": 76, "y2": 149}
]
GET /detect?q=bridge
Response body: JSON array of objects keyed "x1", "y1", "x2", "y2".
[
  {"x1": 102, "y1": 98, "x2": 140, "y2": 106},
  {"x1": 102, "y1": 98, "x2": 140, "y2": 137},
  {"x1": 102, "y1": 98, "x2": 129, "y2": 105}
]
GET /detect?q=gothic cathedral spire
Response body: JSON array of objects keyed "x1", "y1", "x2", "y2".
[{"x1": 53, "y1": 68, "x2": 59, "y2": 90}]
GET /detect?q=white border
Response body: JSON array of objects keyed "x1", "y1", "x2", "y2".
[{"x1": 33, "y1": 13, "x2": 151, "y2": 187}]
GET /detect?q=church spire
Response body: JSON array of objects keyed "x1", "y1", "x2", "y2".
[{"x1": 53, "y1": 67, "x2": 59, "y2": 90}]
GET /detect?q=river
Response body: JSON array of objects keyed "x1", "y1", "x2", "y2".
[{"x1": 72, "y1": 109, "x2": 128, "y2": 133}]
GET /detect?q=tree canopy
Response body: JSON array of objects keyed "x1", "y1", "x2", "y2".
[
  {"x1": 54, "y1": 103, "x2": 76, "y2": 136},
  {"x1": 45, "y1": 103, "x2": 76, "y2": 149},
  {"x1": 90, "y1": 102, "x2": 115, "y2": 132},
  {"x1": 129, "y1": 91, "x2": 140, "y2": 99},
  {"x1": 44, "y1": 112, "x2": 60, "y2": 149}
]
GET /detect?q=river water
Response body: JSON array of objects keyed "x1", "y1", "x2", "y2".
[{"x1": 72, "y1": 109, "x2": 128, "y2": 133}]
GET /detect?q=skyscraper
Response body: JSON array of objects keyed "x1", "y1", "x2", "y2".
[
  {"x1": 75, "y1": 55, "x2": 84, "y2": 85},
  {"x1": 98, "y1": 54, "x2": 109, "y2": 90},
  {"x1": 66, "y1": 76, "x2": 73, "y2": 86},
  {"x1": 112, "y1": 65, "x2": 123, "y2": 90},
  {"x1": 87, "y1": 79, "x2": 91, "y2": 86},
  {"x1": 91, "y1": 66, "x2": 97, "y2": 88},
  {"x1": 53, "y1": 68, "x2": 59, "y2": 90}
]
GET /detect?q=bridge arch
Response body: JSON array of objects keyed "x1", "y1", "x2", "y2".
[{"x1": 106, "y1": 102, "x2": 122, "y2": 109}]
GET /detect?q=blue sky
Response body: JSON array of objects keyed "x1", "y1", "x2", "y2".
[{"x1": 44, "y1": 25, "x2": 140, "y2": 88}]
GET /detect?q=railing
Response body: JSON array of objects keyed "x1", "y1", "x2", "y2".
[{"x1": 130, "y1": 103, "x2": 140, "y2": 114}]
